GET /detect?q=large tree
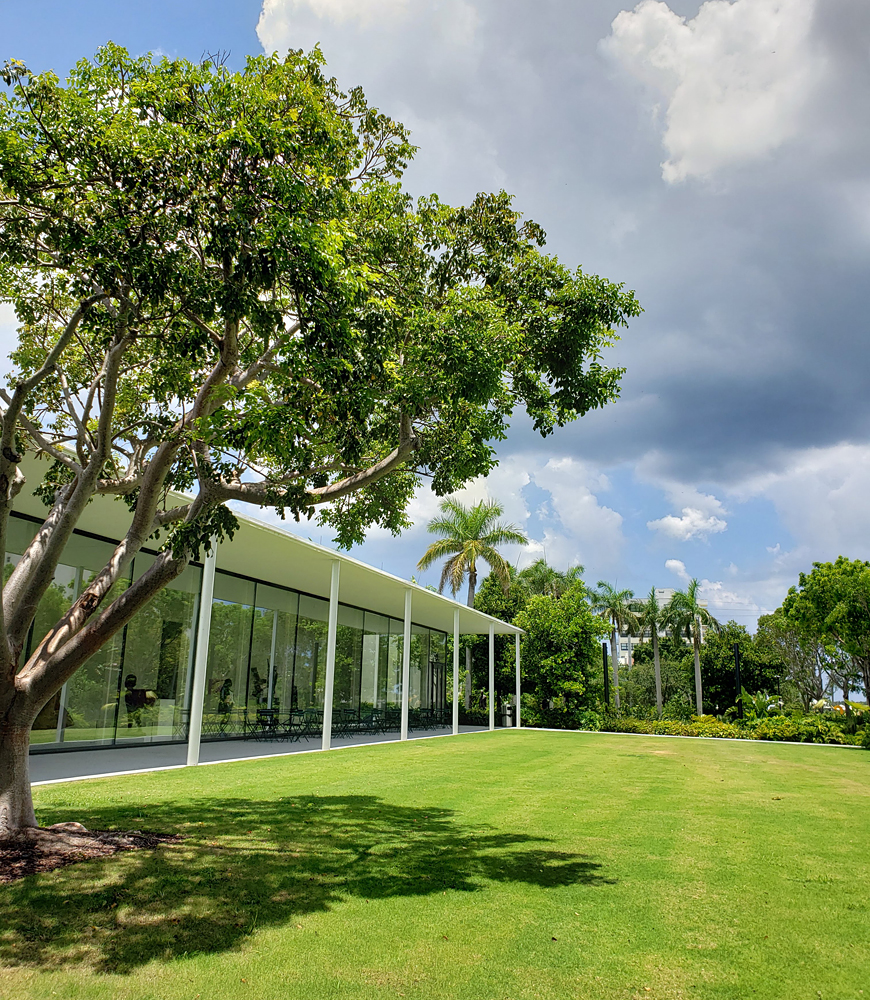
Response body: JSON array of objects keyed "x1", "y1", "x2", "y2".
[
  {"x1": 416, "y1": 498, "x2": 526, "y2": 709},
  {"x1": 781, "y1": 557, "x2": 870, "y2": 702},
  {"x1": 754, "y1": 612, "x2": 833, "y2": 711},
  {"x1": 0, "y1": 46, "x2": 640, "y2": 836},
  {"x1": 513, "y1": 586, "x2": 607, "y2": 728}
]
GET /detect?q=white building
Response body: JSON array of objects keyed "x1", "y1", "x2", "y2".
[{"x1": 616, "y1": 587, "x2": 708, "y2": 665}]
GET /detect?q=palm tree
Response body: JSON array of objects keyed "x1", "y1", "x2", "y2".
[
  {"x1": 590, "y1": 582, "x2": 638, "y2": 710},
  {"x1": 664, "y1": 578, "x2": 720, "y2": 715},
  {"x1": 417, "y1": 498, "x2": 526, "y2": 709},
  {"x1": 634, "y1": 586, "x2": 665, "y2": 719},
  {"x1": 517, "y1": 559, "x2": 584, "y2": 598}
]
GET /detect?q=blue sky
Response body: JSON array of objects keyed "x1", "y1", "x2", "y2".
[{"x1": 3, "y1": 0, "x2": 870, "y2": 628}]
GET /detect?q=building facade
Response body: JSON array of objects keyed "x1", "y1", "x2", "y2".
[{"x1": 9, "y1": 470, "x2": 520, "y2": 755}]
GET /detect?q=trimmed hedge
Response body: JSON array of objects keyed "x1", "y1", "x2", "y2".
[{"x1": 597, "y1": 715, "x2": 860, "y2": 746}]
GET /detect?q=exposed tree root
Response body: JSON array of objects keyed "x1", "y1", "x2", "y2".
[{"x1": 0, "y1": 823, "x2": 181, "y2": 883}]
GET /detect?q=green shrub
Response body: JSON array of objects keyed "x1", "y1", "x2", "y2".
[
  {"x1": 597, "y1": 714, "x2": 861, "y2": 746},
  {"x1": 748, "y1": 715, "x2": 855, "y2": 744}
]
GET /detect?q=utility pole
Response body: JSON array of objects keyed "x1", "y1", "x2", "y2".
[{"x1": 733, "y1": 642, "x2": 743, "y2": 720}]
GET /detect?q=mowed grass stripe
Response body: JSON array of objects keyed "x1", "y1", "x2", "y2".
[{"x1": 0, "y1": 730, "x2": 866, "y2": 1000}]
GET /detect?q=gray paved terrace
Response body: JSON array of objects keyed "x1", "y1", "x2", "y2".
[{"x1": 29, "y1": 725, "x2": 490, "y2": 785}]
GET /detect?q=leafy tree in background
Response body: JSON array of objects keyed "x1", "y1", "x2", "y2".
[
  {"x1": 754, "y1": 612, "x2": 832, "y2": 711},
  {"x1": 0, "y1": 45, "x2": 641, "y2": 833},
  {"x1": 698, "y1": 620, "x2": 786, "y2": 715},
  {"x1": 782, "y1": 558, "x2": 870, "y2": 702},
  {"x1": 633, "y1": 586, "x2": 665, "y2": 718},
  {"x1": 517, "y1": 559, "x2": 583, "y2": 598},
  {"x1": 664, "y1": 580, "x2": 720, "y2": 715},
  {"x1": 417, "y1": 498, "x2": 526, "y2": 710},
  {"x1": 589, "y1": 582, "x2": 637, "y2": 711},
  {"x1": 513, "y1": 585, "x2": 607, "y2": 728},
  {"x1": 469, "y1": 566, "x2": 528, "y2": 707}
]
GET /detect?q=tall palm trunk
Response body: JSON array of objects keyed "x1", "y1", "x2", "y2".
[
  {"x1": 652, "y1": 628, "x2": 663, "y2": 719},
  {"x1": 610, "y1": 622, "x2": 620, "y2": 710},
  {"x1": 692, "y1": 618, "x2": 703, "y2": 715},
  {"x1": 464, "y1": 569, "x2": 478, "y2": 711}
]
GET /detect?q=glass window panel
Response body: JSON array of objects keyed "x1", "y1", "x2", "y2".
[
  {"x1": 386, "y1": 617, "x2": 403, "y2": 707},
  {"x1": 252, "y1": 584, "x2": 299, "y2": 713},
  {"x1": 334, "y1": 605, "x2": 363, "y2": 711},
  {"x1": 362, "y1": 612, "x2": 390, "y2": 711},
  {"x1": 409, "y1": 624, "x2": 429, "y2": 710},
  {"x1": 293, "y1": 595, "x2": 329, "y2": 712},
  {"x1": 55, "y1": 533, "x2": 131, "y2": 746},
  {"x1": 116, "y1": 556, "x2": 202, "y2": 743},
  {"x1": 429, "y1": 629, "x2": 448, "y2": 712},
  {"x1": 204, "y1": 573, "x2": 255, "y2": 736}
]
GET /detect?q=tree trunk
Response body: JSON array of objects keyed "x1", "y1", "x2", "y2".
[
  {"x1": 859, "y1": 656, "x2": 870, "y2": 706},
  {"x1": 693, "y1": 623, "x2": 703, "y2": 715},
  {"x1": 0, "y1": 707, "x2": 38, "y2": 837},
  {"x1": 653, "y1": 629, "x2": 663, "y2": 719},
  {"x1": 610, "y1": 625, "x2": 620, "y2": 710}
]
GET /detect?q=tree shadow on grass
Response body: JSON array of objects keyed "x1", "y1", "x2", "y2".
[{"x1": 1, "y1": 794, "x2": 615, "y2": 973}]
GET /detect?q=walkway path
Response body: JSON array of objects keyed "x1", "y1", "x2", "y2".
[{"x1": 29, "y1": 726, "x2": 490, "y2": 785}]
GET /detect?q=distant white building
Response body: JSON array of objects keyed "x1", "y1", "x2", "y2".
[{"x1": 617, "y1": 587, "x2": 708, "y2": 665}]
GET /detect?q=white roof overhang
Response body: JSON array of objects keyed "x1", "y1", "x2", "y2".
[{"x1": 12, "y1": 457, "x2": 521, "y2": 637}]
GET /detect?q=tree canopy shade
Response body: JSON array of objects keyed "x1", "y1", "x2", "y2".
[{"x1": 0, "y1": 45, "x2": 640, "y2": 835}]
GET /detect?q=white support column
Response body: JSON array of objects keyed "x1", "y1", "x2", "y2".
[
  {"x1": 488, "y1": 623, "x2": 495, "y2": 731},
  {"x1": 515, "y1": 633, "x2": 522, "y2": 729},
  {"x1": 321, "y1": 559, "x2": 341, "y2": 751},
  {"x1": 452, "y1": 609, "x2": 460, "y2": 736},
  {"x1": 400, "y1": 588, "x2": 412, "y2": 741},
  {"x1": 186, "y1": 540, "x2": 218, "y2": 767}
]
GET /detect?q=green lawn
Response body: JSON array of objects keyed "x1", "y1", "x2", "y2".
[{"x1": 3, "y1": 731, "x2": 869, "y2": 1000}]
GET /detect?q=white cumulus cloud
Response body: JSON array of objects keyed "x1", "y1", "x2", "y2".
[
  {"x1": 665, "y1": 557, "x2": 689, "y2": 581},
  {"x1": 258, "y1": 0, "x2": 479, "y2": 45},
  {"x1": 603, "y1": 0, "x2": 826, "y2": 181},
  {"x1": 647, "y1": 506, "x2": 727, "y2": 541},
  {"x1": 259, "y1": 0, "x2": 409, "y2": 30}
]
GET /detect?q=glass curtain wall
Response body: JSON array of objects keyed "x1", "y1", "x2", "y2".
[
  {"x1": 251, "y1": 584, "x2": 299, "y2": 714},
  {"x1": 9, "y1": 513, "x2": 451, "y2": 750},
  {"x1": 204, "y1": 574, "x2": 255, "y2": 736},
  {"x1": 293, "y1": 595, "x2": 329, "y2": 715},
  {"x1": 118, "y1": 555, "x2": 202, "y2": 743},
  {"x1": 6, "y1": 515, "x2": 201, "y2": 748}
]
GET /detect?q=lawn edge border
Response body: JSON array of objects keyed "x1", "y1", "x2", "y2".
[
  {"x1": 522, "y1": 726, "x2": 865, "y2": 749},
  {"x1": 31, "y1": 725, "x2": 864, "y2": 788}
]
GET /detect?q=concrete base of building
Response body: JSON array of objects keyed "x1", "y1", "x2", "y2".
[{"x1": 30, "y1": 726, "x2": 490, "y2": 785}]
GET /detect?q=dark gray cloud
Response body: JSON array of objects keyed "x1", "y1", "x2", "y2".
[{"x1": 258, "y1": 0, "x2": 870, "y2": 496}]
